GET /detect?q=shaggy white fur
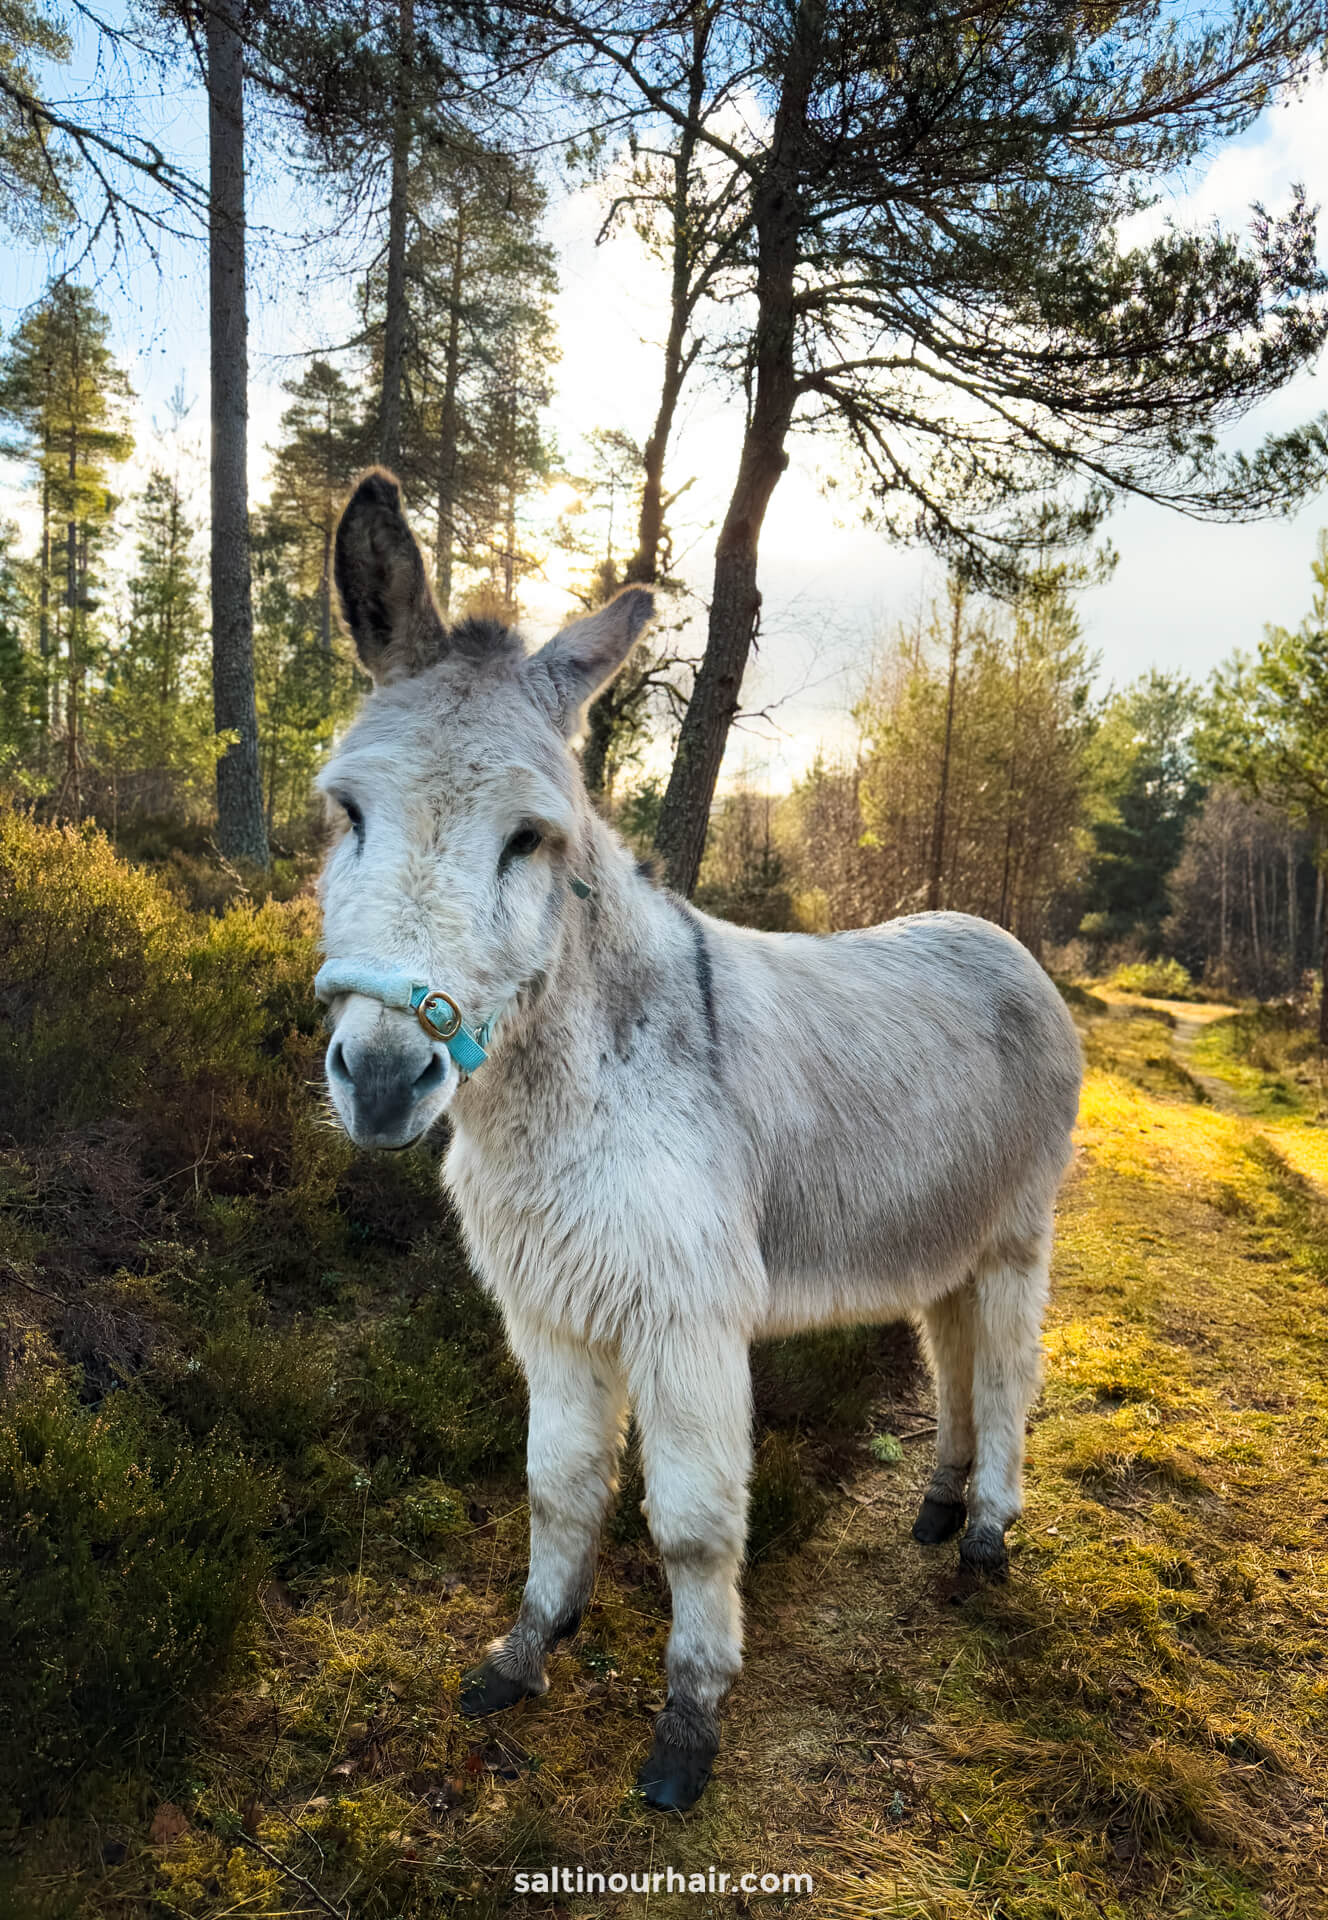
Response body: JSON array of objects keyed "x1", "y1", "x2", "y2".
[{"x1": 316, "y1": 470, "x2": 1083, "y2": 1810}]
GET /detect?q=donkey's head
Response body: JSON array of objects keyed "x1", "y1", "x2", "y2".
[{"x1": 316, "y1": 470, "x2": 654, "y2": 1149}]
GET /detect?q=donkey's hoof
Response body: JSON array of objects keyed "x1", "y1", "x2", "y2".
[
  {"x1": 637, "y1": 1734, "x2": 716, "y2": 1812},
  {"x1": 958, "y1": 1524, "x2": 1009, "y2": 1580},
  {"x1": 458, "y1": 1659, "x2": 537, "y2": 1718},
  {"x1": 912, "y1": 1496, "x2": 966, "y2": 1545}
]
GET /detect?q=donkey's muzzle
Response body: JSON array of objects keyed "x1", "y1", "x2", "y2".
[{"x1": 326, "y1": 1022, "x2": 452, "y2": 1149}]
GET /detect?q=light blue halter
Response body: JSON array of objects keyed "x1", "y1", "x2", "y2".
[
  {"x1": 314, "y1": 876, "x2": 595, "y2": 1080},
  {"x1": 313, "y1": 962, "x2": 495, "y2": 1076}
]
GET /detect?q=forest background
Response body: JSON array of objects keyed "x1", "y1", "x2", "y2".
[{"x1": 2, "y1": 0, "x2": 1328, "y2": 1004}]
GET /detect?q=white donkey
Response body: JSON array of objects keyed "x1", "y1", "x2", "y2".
[{"x1": 314, "y1": 472, "x2": 1082, "y2": 1812}]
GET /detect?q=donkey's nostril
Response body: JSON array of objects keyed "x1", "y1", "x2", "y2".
[
  {"x1": 328, "y1": 1038, "x2": 352, "y2": 1085},
  {"x1": 414, "y1": 1055, "x2": 446, "y2": 1098}
]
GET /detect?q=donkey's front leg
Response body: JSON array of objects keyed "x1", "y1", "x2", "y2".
[
  {"x1": 460, "y1": 1321, "x2": 626, "y2": 1717},
  {"x1": 629, "y1": 1325, "x2": 751, "y2": 1812}
]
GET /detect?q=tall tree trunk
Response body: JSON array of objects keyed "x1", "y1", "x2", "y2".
[
  {"x1": 1219, "y1": 823, "x2": 1230, "y2": 980},
  {"x1": 379, "y1": 0, "x2": 414, "y2": 471},
  {"x1": 62, "y1": 372, "x2": 78, "y2": 812},
  {"x1": 38, "y1": 422, "x2": 51, "y2": 744},
  {"x1": 1319, "y1": 860, "x2": 1328, "y2": 1050},
  {"x1": 653, "y1": 0, "x2": 826, "y2": 895},
  {"x1": 318, "y1": 400, "x2": 334, "y2": 656},
  {"x1": 319, "y1": 520, "x2": 332, "y2": 654},
  {"x1": 502, "y1": 474, "x2": 517, "y2": 614},
  {"x1": 996, "y1": 644, "x2": 1022, "y2": 931},
  {"x1": 435, "y1": 206, "x2": 464, "y2": 612},
  {"x1": 208, "y1": 0, "x2": 269, "y2": 866},
  {"x1": 928, "y1": 586, "x2": 965, "y2": 913}
]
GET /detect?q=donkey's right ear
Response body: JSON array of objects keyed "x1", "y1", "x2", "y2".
[{"x1": 334, "y1": 469, "x2": 446, "y2": 686}]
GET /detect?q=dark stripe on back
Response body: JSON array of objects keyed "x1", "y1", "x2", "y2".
[{"x1": 670, "y1": 897, "x2": 721, "y2": 1074}]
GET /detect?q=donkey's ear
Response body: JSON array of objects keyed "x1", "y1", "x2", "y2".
[
  {"x1": 531, "y1": 587, "x2": 656, "y2": 737},
  {"x1": 334, "y1": 469, "x2": 445, "y2": 685}
]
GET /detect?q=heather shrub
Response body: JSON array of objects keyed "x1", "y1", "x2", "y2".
[
  {"x1": 0, "y1": 807, "x2": 319, "y2": 1144},
  {"x1": 1108, "y1": 956, "x2": 1200, "y2": 1000},
  {"x1": 0, "y1": 1361, "x2": 274, "y2": 1816}
]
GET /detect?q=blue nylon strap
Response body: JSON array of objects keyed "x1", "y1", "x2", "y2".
[{"x1": 314, "y1": 960, "x2": 490, "y2": 1076}]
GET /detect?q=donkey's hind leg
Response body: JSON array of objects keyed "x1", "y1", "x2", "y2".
[
  {"x1": 913, "y1": 1281, "x2": 976, "y2": 1545},
  {"x1": 962, "y1": 1209, "x2": 1053, "y2": 1578},
  {"x1": 461, "y1": 1319, "x2": 626, "y2": 1716}
]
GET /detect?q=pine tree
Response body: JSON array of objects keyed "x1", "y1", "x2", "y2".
[
  {"x1": 267, "y1": 360, "x2": 366, "y2": 654},
  {"x1": 252, "y1": 368, "x2": 366, "y2": 836},
  {"x1": 207, "y1": 0, "x2": 269, "y2": 867},
  {"x1": 0, "y1": 0, "x2": 77, "y2": 239},
  {"x1": 0, "y1": 282, "x2": 133, "y2": 810},
  {"x1": 0, "y1": 518, "x2": 37, "y2": 776},
  {"x1": 358, "y1": 143, "x2": 558, "y2": 614},
  {"x1": 1077, "y1": 674, "x2": 1204, "y2": 951},
  {"x1": 1206, "y1": 532, "x2": 1328, "y2": 1039},
  {"x1": 532, "y1": 0, "x2": 1328, "y2": 893},
  {"x1": 97, "y1": 469, "x2": 217, "y2": 819}
]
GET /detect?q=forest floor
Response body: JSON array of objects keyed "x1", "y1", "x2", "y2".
[{"x1": 18, "y1": 995, "x2": 1328, "y2": 1920}]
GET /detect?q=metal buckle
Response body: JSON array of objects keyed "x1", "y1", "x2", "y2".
[{"x1": 416, "y1": 989, "x2": 462, "y2": 1041}]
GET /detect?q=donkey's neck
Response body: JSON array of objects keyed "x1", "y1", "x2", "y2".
[{"x1": 451, "y1": 800, "x2": 689, "y2": 1137}]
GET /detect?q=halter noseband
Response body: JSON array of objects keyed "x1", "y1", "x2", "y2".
[
  {"x1": 314, "y1": 875, "x2": 596, "y2": 1081},
  {"x1": 313, "y1": 962, "x2": 495, "y2": 1076}
]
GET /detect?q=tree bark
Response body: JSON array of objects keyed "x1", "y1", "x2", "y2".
[
  {"x1": 38, "y1": 417, "x2": 51, "y2": 741},
  {"x1": 1320, "y1": 874, "x2": 1328, "y2": 1050},
  {"x1": 379, "y1": 0, "x2": 414, "y2": 471},
  {"x1": 63, "y1": 340, "x2": 79, "y2": 815},
  {"x1": 653, "y1": 0, "x2": 825, "y2": 896},
  {"x1": 318, "y1": 391, "x2": 334, "y2": 655},
  {"x1": 207, "y1": 0, "x2": 269, "y2": 866},
  {"x1": 435, "y1": 204, "x2": 464, "y2": 611},
  {"x1": 928, "y1": 586, "x2": 964, "y2": 913}
]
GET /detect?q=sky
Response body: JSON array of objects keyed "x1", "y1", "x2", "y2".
[{"x1": 3, "y1": 20, "x2": 1328, "y2": 792}]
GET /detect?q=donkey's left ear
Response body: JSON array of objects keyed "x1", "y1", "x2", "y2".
[
  {"x1": 334, "y1": 468, "x2": 446, "y2": 686},
  {"x1": 530, "y1": 587, "x2": 656, "y2": 737}
]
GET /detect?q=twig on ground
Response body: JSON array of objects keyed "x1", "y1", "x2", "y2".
[{"x1": 232, "y1": 1827, "x2": 349, "y2": 1920}]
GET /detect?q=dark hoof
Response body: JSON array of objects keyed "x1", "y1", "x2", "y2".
[
  {"x1": 637, "y1": 1734, "x2": 716, "y2": 1812},
  {"x1": 458, "y1": 1658, "x2": 538, "y2": 1718},
  {"x1": 912, "y1": 1495, "x2": 966, "y2": 1545},
  {"x1": 958, "y1": 1526, "x2": 1009, "y2": 1580}
]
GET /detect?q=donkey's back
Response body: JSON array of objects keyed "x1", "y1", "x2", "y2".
[{"x1": 704, "y1": 908, "x2": 1081, "y2": 1333}]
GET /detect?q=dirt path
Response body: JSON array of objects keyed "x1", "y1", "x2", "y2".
[
  {"x1": 1104, "y1": 991, "x2": 1243, "y2": 1109},
  {"x1": 1104, "y1": 990, "x2": 1328, "y2": 1200}
]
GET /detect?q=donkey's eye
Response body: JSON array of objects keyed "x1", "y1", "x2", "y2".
[
  {"x1": 339, "y1": 797, "x2": 365, "y2": 845},
  {"x1": 500, "y1": 824, "x2": 543, "y2": 868}
]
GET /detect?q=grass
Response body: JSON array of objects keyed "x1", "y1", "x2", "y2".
[
  {"x1": 1190, "y1": 1009, "x2": 1326, "y2": 1123},
  {"x1": 5, "y1": 816, "x2": 1328, "y2": 1916}
]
